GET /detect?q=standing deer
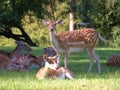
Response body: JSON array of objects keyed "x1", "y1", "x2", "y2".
[
  {"x1": 41, "y1": 20, "x2": 107, "y2": 74},
  {"x1": 36, "y1": 54, "x2": 74, "y2": 79}
]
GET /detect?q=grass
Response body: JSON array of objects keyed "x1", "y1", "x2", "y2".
[{"x1": 0, "y1": 47, "x2": 120, "y2": 90}]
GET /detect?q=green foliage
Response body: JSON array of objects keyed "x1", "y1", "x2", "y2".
[
  {"x1": 0, "y1": 0, "x2": 120, "y2": 48},
  {"x1": 22, "y1": 14, "x2": 51, "y2": 47},
  {"x1": 109, "y1": 26, "x2": 120, "y2": 47},
  {"x1": 0, "y1": 36, "x2": 14, "y2": 46}
]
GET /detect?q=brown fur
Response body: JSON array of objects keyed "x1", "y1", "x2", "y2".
[
  {"x1": 0, "y1": 41, "x2": 31, "y2": 70},
  {"x1": 55, "y1": 28, "x2": 98, "y2": 49},
  {"x1": 12, "y1": 54, "x2": 42, "y2": 71},
  {"x1": 106, "y1": 54, "x2": 120, "y2": 66},
  {"x1": 0, "y1": 54, "x2": 13, "y2": 70}
]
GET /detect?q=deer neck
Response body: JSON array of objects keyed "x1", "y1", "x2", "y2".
[
  {"x1": 10, "y1": 46, "x2": 21, "y2": 58},
  {"x1": 49, "y1": 31, "x2": 62, "y2": 52},
  {"x1": 49, "y1": 31, "x2": 56, "y2": 44}
]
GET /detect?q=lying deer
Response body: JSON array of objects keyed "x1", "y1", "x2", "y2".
[
  {"x1": 0, "y1": 54, "x2": 13, "y2": 70},
  {"x1": 41, "y1": 20, "x2": 108, "y2": 74},
  {"x1": 106, "y1": 54, "x2": 120, "y2": 66},
  {"x1": 0, "y1": 40, "x2": 31, "y2": 59},
  {"x1": 12, "y1": 47, "x2": 58, "y2": 71},
  {"x1": 12, "y1": 54, "x2": 42, "y2": 71},
  {"x1": 36, "y1": 54, "x2": 74, "y2": 79},
  {"x1": 0, "y1": 40, "x2": 31, "y2": 70}
]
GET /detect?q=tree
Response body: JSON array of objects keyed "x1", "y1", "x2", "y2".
[
  {"x1": 69, "y1": 0, "x2": 75, "y2": 31},
  {"x1": 0, "y1": 0, "x2": 48, "y2": 46}
]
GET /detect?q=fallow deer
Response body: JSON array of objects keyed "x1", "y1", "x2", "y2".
[
  {"x1": 106, "y1": 54, "x2": 120, "y2": 66},
  {"x1": 36, "y1": 54, "x2": 74, "y2": 80},
  {"x1": 0, "y1": 40, "x2": 31, "y2": 59},
  {"x1": 12, "y1": 47, "x2": 58, "y2": 71},
  {"x1": 0, "y1": 54, "x2": 13, "y2": 70},
  {"x1": 12, "y1": 54, "x2": 42, "y2": 71},
  {"x1": 0, "y1": 40, "x2": 31, "y2": 70},
  {"x1": 41, "y1": 20, "x2": 108, "y2": 74}
]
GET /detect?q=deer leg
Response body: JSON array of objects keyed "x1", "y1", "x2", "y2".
[
  {"x1": 64, "y1": 50, "x2": 70, "y2": 68},
  {"x1": 87, "y1": 49, "x2": 95, "y2": 73},
  {"x1": 64, "y1": 54, "x2": 68, "y2": 68},
  {"x1": 65, "y1": 72, "x2": 74, "y2": 80},
  {"x1": 93, "y1": 51, "x2": 101, "y2": 74},
  {"x1": 57, "y1": 55, "x2": 61, "y2": 65},
  {"x1": 65, "y1": 69, "x2": 74, "y2": 80}
]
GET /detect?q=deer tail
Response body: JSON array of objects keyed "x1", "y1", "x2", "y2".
[{"x1": 98, "y1": 33, "x2": 108, "y2": 42}]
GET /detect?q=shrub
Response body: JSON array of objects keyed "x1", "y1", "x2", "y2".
[{"x1": 109, "y1": 26, "x2": 120, "y2": 48}]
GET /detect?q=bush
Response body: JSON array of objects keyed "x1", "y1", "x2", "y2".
[{"x1": 109, "y1": 26, "x2": 120, "y2": 48}]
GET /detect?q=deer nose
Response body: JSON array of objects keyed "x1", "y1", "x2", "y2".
[{"x1": 50, "y1": 29, "x2": 54, "y2": 31}]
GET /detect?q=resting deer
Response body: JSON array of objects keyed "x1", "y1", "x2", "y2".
[
  {"x1": 12, "y1": 47, "x2": 58, "y2": 71},
  {"x1": 0, "y1": 40, "x2": 31, "y2": 70},
  {"x1": 41, "y1": 20, "x2": 107, "y2": 74},
  {"x1": 0, "y1": 40, "x2": 32, "y2": 59},
  {"x1": 106, "y1": 54, "x2": 120, "y2": 66},
  {"x1": 36, "y1": 54, "x2": 74, "y2": 80},
  {"x1": 12, "y1": 54, "x2": 42, "y2": 71},
  {"x1": 0, "y1": 54, "x2": 13, "y2": 70}
]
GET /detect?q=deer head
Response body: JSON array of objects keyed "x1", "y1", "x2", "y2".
[
  {"x1": 43, "y1": 47, "x2": 57, "y2": 56},
  {"x1": 43, "y1": 54, "x2": 59, "y2": 70},
  {"x1": 15, "y1": 40, "x2": 32, "y2": 51},
  {"x1": 41, "y1": 19, "x2": 63, "y2": 31}
]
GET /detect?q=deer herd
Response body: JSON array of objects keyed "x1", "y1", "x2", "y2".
[{"x1": 0, "y1": 19, "x2": 111, "y2": 80}]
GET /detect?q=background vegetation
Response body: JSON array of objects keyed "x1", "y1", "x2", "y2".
[{"x1": 0, "y1": 0, "x2": 120, "y2": 47}]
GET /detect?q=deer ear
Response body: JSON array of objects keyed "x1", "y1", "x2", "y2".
[
  {"x1": 40, "y1": 19, "x2": 49, "y2": 25},
  {"x1": 53, "y1": 54, "x2": 60, "y2": 59},
  {"x1": 43, "y1": 54, "x2": 47, "y2": 61},
  {"x1": 55, "y1": 20, "x2": 63, "y2": 24}
]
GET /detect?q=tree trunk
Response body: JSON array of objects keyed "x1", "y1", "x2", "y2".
[
  {"x1": 69, "y1": 12, "x2": 74, "y2": 31},
  {"x1": 69, "y1": 0, "x2": 75, "y2": 31},
  {"x1": 17, "y1": 25, "x2": 37, "y2": 46},
  {"x1": 0, "y1": 26, "x2": 37, "y2": 46}
]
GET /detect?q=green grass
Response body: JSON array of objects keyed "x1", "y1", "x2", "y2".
[{"x1": 0, "y1": 47, "x2": 120, "y2": 90}]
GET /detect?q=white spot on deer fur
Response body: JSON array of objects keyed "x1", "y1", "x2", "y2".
[{"x1": 65, "y1": 36, "x2": 69, "y2": 39}]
